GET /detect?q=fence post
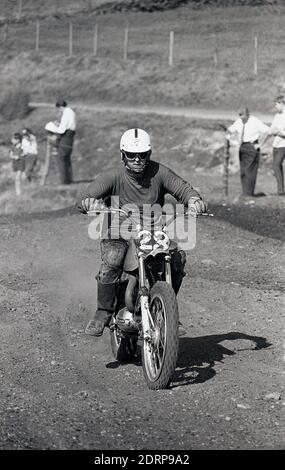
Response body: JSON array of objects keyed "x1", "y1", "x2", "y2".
[
  {"x1": 123, "y1": 27, "x2": 128, "y2": 61},
  {"x1": 254, "y1": 35, "x2": 258, "y2": 75},
  {"x1": 213, "y1": 34, "x2": 218, "y2": 67},
  {"x1": 169, "y1": 30, "x2": 174, "y2": 66},
  {"x1": 17, "y1": 0, "x2": 23, "y2": 20},
  {"x1": 3, "y1": 24, "x2": 8, "y2": 47},
  {"x1": 35, "y1": 20, "x2": 40, "y2": 51},
  {"x1": 41, "y1": 138, "x2": 51, "y2": 186},
  {"x1": 69, "y1": 21, "x2": 73, "y2": 56},
  {"x1": 93, "y1": 23, "x2": 98, "y2": 55}
]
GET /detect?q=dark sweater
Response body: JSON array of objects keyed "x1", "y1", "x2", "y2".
[{"x1": 78, "y1": 161, "x2": 201, "y2": 211}]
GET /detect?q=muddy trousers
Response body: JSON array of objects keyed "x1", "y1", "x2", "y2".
[
  {"x1": 93, "y1": 238, "x2": 186, "y2": 326},
  {"x1": 273, "y1": 147, "x2": 285, "y2": 194},
  {"x1": 93, "y1": 239, "x2": 129, "y2": 326},
  {"x1": 239, "y1": 143, "x2": 260, "y2": 196}
]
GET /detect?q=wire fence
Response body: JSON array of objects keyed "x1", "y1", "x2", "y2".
[
  {"x1": 1, "y1": 17, "x2": 282, "y2": 77},
  {"x1": 1, "y1": 0, "x2": 285, "y2": 80}
]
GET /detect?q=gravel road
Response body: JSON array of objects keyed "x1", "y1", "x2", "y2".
[{"x1": 0, "y1": 202, "x2": 284, "y2": 450}]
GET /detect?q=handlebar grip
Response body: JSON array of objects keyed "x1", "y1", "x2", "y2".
[
  {"x1": 87, "y1": 210, "x2": 109, "y2": 216},
  {"x1": 187, "y1": 211, "x2": 214, "y2": 218}
]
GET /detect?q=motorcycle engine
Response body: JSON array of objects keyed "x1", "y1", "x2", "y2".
[{"x1": 116, "y1": 307, "x2": 138, "y2": 333}]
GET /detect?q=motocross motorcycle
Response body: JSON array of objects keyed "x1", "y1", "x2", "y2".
[{"x1": 88, "y1": 206, "x2": 211, "y2": 390}]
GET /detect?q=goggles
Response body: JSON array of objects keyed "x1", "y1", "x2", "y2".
[{"x1": 122, "y1": 150, "x2": 151, "y2": 161}]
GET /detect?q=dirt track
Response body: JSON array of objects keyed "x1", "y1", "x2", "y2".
[
  {"x1": 29, "y1": 101, "x2": 274, "y2": 125},
  {"x1": 0, "y1": 201, "x2": 284, "y2": 450}
]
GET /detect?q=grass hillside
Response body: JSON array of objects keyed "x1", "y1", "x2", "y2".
[
  {"x1": 0, "y1": 1, "x2": 110, "y2": 22},
  {"x1": 1, "y1": 4, "x2": 285, "y2": 112},
  {"x1": 0, "y1": 2, "x2": 284, "y2": 214},
  {"x1": 0, "y1": 1, "x2": 280, "y2": 22}
]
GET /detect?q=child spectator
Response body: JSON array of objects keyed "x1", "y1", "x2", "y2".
[
  {"x1": 21, "y1": 128, "x2": 38, "y2": 182},
  {"x1": 9, "y1": 133, "x2": 25, "y2": 196}
]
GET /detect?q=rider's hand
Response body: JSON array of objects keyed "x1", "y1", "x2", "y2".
[
  {"x1": 187, "y1": 197, "x2": 208, "y2": 216},
  {"x1": 81, "y1": 197, "x2": 106, "y2": 213}
]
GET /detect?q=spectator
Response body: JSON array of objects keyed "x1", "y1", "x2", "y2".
[
  {"x1": 9, "y1": 133, "x2": 25, "y2": 196},
  {"x1": 267, "y1": 95, "x2": 285, "y2": 196},
  {"x1": 53, "y1": 98, "x2": 76, "y2": 184},
  {"x1": 21, "y1": 128, "x2": 38, "y2": 182},
  {"x1": 226, "y1": 107, "x2": 269, "y2": 198}
]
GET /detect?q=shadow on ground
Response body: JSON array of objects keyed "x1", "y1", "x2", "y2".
[
  {"x1": 172, "y1": 331, "x2": 271, "y2": 388},
  {"x1": 105, "y1": 331, "x2": 271, "y2": 387},
  {"x1": 210, "y1": 202, "x2": 285, "y2": 241}
]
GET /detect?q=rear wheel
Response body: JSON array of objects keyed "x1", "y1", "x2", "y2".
[
  {"x1": 142, "y1": 281, "x2": 179, "y2": 390},
  {"x1": 110, "y1": 326, "x2": 137, "y2": 363}
]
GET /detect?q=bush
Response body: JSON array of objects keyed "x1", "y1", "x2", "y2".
[
  {"x1": 96, "y1": 0, "x2": 279, "y2": 13},
  {"x1": 0, "y1": 90, "x2": 31, "y2": 121}
]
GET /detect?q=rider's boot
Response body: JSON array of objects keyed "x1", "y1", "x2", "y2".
[
  {"x1": 171, "y1": 249, "x2": 186, "y2": 295},
  {"x1": 85, "y1": 281, "x2": 118, "y2": 337}
]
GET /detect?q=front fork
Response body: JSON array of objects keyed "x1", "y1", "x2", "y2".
[
  {"x1": 164, "y1": 254, "x2": 172, "y2": 285},
  {"x1": 138, "y1": 254, "x2": 153, "y2": 341},
  {"x1": 138, "y1": 253, "x2": 172, "y2": 341}
]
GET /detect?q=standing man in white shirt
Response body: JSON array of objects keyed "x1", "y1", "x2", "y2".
[
  {"x1": 267, "y1": 95, "x2": 285, "y2": 196},
  {"x1": 226, "y1": 107, "x2": 269, "y2": 198},
  {"x1": 54, "y1": 98, "x2": 76, "y2": 184}
]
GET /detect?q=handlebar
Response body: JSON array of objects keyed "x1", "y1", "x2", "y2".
[
  {"x1": 87, "y1": 208, "x2": 141, "y2": 227},
  {"x1": 191, "y1": 212, "x2": 214, "y2": 217},
  {"x1": 87, "y1": 208, "x2": 214, "y2": 225}
]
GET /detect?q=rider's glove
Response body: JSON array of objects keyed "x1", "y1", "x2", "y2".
[
  {"x1": 81, "y1": 197, "x2": 106, "y2": 213},
  {"x1": 187, "y1": 197, "x2": 208, "y2": 216}
]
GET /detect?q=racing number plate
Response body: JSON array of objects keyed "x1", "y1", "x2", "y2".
[{"x1": 136, "y1": 230, "x2": 170, "y2": 252}]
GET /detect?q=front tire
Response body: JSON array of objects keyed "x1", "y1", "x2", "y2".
[{"x1": 142, "y1": 281, "x2": 179, "y2": 390}]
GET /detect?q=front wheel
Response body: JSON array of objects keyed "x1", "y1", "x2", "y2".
[{"x1": 142, "y1": 281, "x2": 179, "y2": 390}]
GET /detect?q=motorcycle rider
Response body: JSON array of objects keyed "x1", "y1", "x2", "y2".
[{"x1": 78, "y1": 128, "x2": 208, "y2": 337}]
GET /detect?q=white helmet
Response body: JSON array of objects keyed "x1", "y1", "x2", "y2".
[
  {"x1": 120, "y1": 128, "x2": 151, "y2": 154},
  {"x1": 120, "y1": 128, "x2": 152, "y2": 173}
]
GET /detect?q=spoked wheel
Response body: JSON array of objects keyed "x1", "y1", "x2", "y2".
[
  {"x1": 110, "y1": 325, "x2": 137, "y2": 363},
  {"x1": 142, "y1": 281, "x2": 179, "y2": 390}
]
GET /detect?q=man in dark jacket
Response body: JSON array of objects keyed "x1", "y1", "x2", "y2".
[{"x1": 78, "y1": 128, "x2": 208, "y2": 336}]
